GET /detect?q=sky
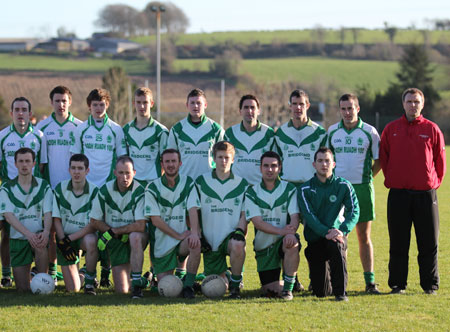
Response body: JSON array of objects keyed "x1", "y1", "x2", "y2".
[{"x1": 0, "y1": 0, "x2": 448, "y2": 39}]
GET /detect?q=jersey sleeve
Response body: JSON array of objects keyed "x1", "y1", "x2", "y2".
[
  {"x1": 43, "y1": 183, "x2": 53, "y2": 214},
  {"x1": 371, "y1": 127, "x2": 381, "y2": 160},
  {"x1": 244, "y1": 189, "x2": 262, "y2": 221},
  {"x1": 134, "y1": 193, "x2": 145, "y2": 221},
  {"x1": 159, "y1": 129, "x2": 169, "y2": 154},
  {"x1": 70, "y1": 125, "x2": 82, "y2": 154},
  {"x1": 144, "y1": 185, "x2": 161, "y2": 217},
  {"x1": 186, "y1": 183, "x2": 200, "y2": 210},
  {"x1": 38, "y1": 131, "x2": 48, "y2": 164},
  {"x1": 338, "y1": 180, "x2": 360, "y2": 235},
  {"x1": 287, "y1": 187, "x2": 299, "y2": 215},
  {"x1": 433, "y1": 125, "x2": 446, "y2": 187},
  {"x1": 89, "y1": 191, "x2": 105, "y2": 221},
  {"x1": 52, "y1": 191, "x2": 61, "y2": 219},
  {"x1": 297, "y1": 185, "x2": 330, "y2": 237},
  {"x1": 166, "y1": 128, "x2": 178, "y2": 150},
  {"x1": 115, "y1": 126, "x2": 127, "y2": 157}
]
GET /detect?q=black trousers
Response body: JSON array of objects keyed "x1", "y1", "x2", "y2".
[
  {"x1": 387, "y1": 188, "x2": 440, "y2": 291},
  {"x1": 305, "y1": 237, "x2": 348, "y2": 297}
]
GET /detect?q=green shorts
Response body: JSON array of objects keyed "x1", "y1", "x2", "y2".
[
  {"x1": 353, "y1": 182, "x2": 375, "y2": 223},
  {"x1": 107, "y1": 238, "x2": 130, "y2": 267},
  {"x1": 255, "y1": 234, "x2": 301, "y2": 272},
  {"x1": 10, "y1": 239, "x2": 34, "y2": 268},
  {"x1": 151, "y1": 243, "x2": 187, "y2": 275},
  {"x1": 57, "y1": 238, "x2": 81, "y2": 266},
  {"x1": 203, "y1": 234, "x2": 232, "y2": 276}
]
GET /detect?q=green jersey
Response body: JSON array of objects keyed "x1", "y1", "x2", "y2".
[
  {"x1": 0, "y1": 177, "x2": 53, "y2": 240},
  {"x1": 52, "y1": 179, "x2": 98, "y2": 235},
  {"x1": 245, "y1": 180, "x2": 299, "y2": 251}
]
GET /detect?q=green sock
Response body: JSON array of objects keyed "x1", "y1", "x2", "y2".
[
  {"x1": 283, "y1": 274, "x2": 295, "y2": 291},
  {"x1": 364, "y1": 271, "x2": 375, "y2": 285},
  {"x1": 2, "y1": 266, "x2": 11, "y2": 278},
  {"x1": 230, "y1": 274, "x2": 242, "y2": 289},
  {"x1": 85, "y1": 271, "x2": 96, "y2": 286},
  {"x1": 183, "y1": 272, "x2": 196, "y2": 288},
  {"x1": 131, "y1": 271, "x2": 147, "y2": 287},
  {"x1": 175, "y1": 268, "x2": 186, "y2": 279},
  {"x1": 49, "y1": 263, "x2": 57, "y2": 278}
]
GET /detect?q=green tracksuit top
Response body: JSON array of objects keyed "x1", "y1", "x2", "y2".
[{"x1": 298, "y1": 174, "x2": 359, "y2": 243}]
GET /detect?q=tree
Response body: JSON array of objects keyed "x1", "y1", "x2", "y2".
[
  {"x1": 384, "y1": 22, "x2": 398, "y2": 44},
  {"x1": 96, "y1": 4, "x2": 141, "y2": 37},
  {"x1": 350, "y1": 28, "x2": 361, "y2": 44},
  {"x1": 209, "y1": 50, "x2": 242, "y2": 79},
  {"x1": 56, "y1": 26, "x2": 77, "y2": 38},
  {"x1": 102, "y1": 67, "x2": 131, "y2": 125},
  {"x1": 149, "y1": 38, "x2": 177, "y2": 74},
  {"x1": 143, "y1": 2, "x2": 189, "y2": 33},
  {"x1": 0, "y1": 95, "x2": 9, "y2": 130}
]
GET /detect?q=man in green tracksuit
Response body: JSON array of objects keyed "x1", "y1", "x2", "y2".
[{"x1": 298, "y1": 147, "x2": 359, "y2": 301}]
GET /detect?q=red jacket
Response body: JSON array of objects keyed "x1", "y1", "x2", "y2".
[{"x1": 380, "y1": 115, "x2": 446, "y2": 190}]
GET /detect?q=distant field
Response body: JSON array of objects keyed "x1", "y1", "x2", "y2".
[{"x1": 133, "y1": 29, "x2": 450, "y2": 46}]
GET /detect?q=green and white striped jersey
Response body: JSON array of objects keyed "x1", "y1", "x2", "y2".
[
  {"x1": 123, "y1": 117, "x2": 169, "y2": 182},
  {"x1": 245, "y1": 180, "x2": 299, "y2": 251},
  {"x1": 90, "y1": 180, "x2": 145, "y2": 228},
  {"x1": 36, "y1": 113, "x2": 82, "y2": 188},
  {"x1": 274, "y1": 119, "x2": 327, "y2": 183},
  {"x1": 0, "y1": 124, "x2": 47, "y2": 180},
  {"x1": 224, "y1": 121, "x2": 275, "y2": 185},
  {"x1": 70, "y1": 115, "x2": 127, "y2": 187},
  {"x1": 327, "y1": 118, "x2": 380, "y2": 184},
  {"x1": 0, "y1": 177, "x2": 53, "y2": 240},
  {"x1": 52, "y1": 179, "x2": 98, "y2": 235},
  {"x1": 195, "y1": 171, "x2": 248, "y2": 251},
  {"x1": 167, "y1": 115, "x2": 224, "y2": 180},
  {"x1": 145, "y1": 175, "x2": 199, "y2": 258}
]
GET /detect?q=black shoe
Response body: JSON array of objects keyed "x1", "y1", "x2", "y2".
[
  {"x1": 390, "y1": 286, "x2": 405, "y2": 294},
  {"x1": 30, "y1": 266, "x2": 38, "y2": 278},
  {"x1": 131, "y1": 286, "x2": 143, "y2": 299},
  {"x1": 100, "y1": 278, "x2": 112, "y2": 288},
  {"x1": 84, "y1": 284, "x2": 96, "y2": 295},
  {"x1": 365, "y1": 283, "x2": 380, "y2": 294},
  {"x1": 335, "y1": 295, "x2": 349, "y2": 302},
  {"x1": 424, "y1": 289, "x2": 437, "y2": 295},
  {"x1": 293, "y1": 277, "x2": 304, "y2": 292},
  {"x1": 193, "y1": 281, "x2": 202, "y2": 294},
  {"x1": 182, "y1": 286, "x2": 195, "y2": 299},
  {"x1": 260, "y1": 289, "x2": 280, "y2": 298},
  {"x1": 1, "y1": 277, "x2": 12, "y2": 288},
  {"x1": 281, "y1": 290, "x2": 293, "y2": 301},
  {"x1": 229, "y1": 287, "x2": 241, "y2": 299}
]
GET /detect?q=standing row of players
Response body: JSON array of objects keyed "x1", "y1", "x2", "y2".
[{"x1": 0, "y1": 85, "x2": 444, "y2": 300}]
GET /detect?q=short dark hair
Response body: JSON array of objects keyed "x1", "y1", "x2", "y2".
[
  {"x1": 50, "y1": 86, "x2": 72, "y2": 101},
  {"x1": 289, "y1": 89, "x2": 310, "y2": 104},
  {"x1": 186, "y1": 88, "x2": 206, "y2": 102},
  {"x1": 212, "y1": 141, "x2": 235, "y2": 158},
  {"x1": 14, "y1": 147, "x2": 35, "y2": 162},
  {"x1": 11, "y1": 97, "x2": 32, "y2": 113},
  {"x1": 260, "y1": 151, "x2": 281, "y2": 167},
  {"x1": 314, "y1": 147, "x2": 333, "y2": 162},
  {"x1": 161, "y1": 148, "x2": 181, "y2": 162},
  {"x1": 402, "y1": 88, "x2": 425, "y2": 102},
  {"x1": 70, "y1": 153, "x2": 89, "y2": 169},
  {"x1": 134, "y1": 87, "x2": 153, "y2": 100},
  {"x1": 86, "y1": 88, "x2": 111, "y2": 107},
  {"x1": 116, "y1": 155, "x2": 134, "y2": 169},
  {"x1": 239, "y1": 94, "x2": 260, "y2": 110},
  {"x1": 339, "y1": 93, "x2": 359, "y2": 107}
]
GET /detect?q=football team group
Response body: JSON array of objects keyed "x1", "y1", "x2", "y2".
[{"x1": 0, "y1": 84, "x2": 445, "y2": 301}]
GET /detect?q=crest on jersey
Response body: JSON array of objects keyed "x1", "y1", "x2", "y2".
[
  {"x1": 19, "y1": 140, "x2": 25, "y2": 148},
  {"x1": 150, "y1": 145, "x2": 155, "y2": 152},
  {"x1": 14, "y1": 207, "x2": 19, "y2": 214},
  {"x1": 0, "y1": 203, "x2": 5, "y2": 211},
  {"x1": 69, "y1": 132, "x2": 75, "y2": 145},
  {"x1": 283, "y1": 144, "x2": 289, "y2": 151},
  {"x1": 145, "y1": 206, "x2": 151, "y2": 214},
  {"x1": 36, "y1": 204, "x2": 41, "y2": 214},
  {"x1": 58, "y1": 129, "x2": 64, "y2": 138},
  {"x1": 30, "y1": 142, "x2": 36, "y2": 150},
  {"x1": 161, "y1": 207, "x2": 167, "y2": 214},
  {"x1": 179, "y1": 141, "x2": 185, "y2": 148},
  {"x1": 107, "y1": 135, "x2": 112, "y2": 144},
  {"x1": 310, "y1": 143, "x2": 315, "y2": 151},
  {"x1": 281, "y1": 204, "x2": 287, "y2": 213},
  {"x1": 205, "y1": 197, "x2": 212, "y2": 204},
  {"x1": 357, "y1": 138, "x2": 363, "y2": 146},
  {"x1": 329, "y1": 195, "x2": 337, "y2": 203},
  {"x1": 182, "y1": 201, "x2": 186, "y2": 209},
  {"x1": 96, "y1": 134, "x2": 102, "y2": 142},
  {"x1": 234, "y1": 198, "x2": 240, "y2": 206}
]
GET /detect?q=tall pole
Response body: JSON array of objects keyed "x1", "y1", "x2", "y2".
[
  {"x1": 156, "y1": 11, "x2": 161, "y2": 122},
  {"x1": 220, "y1": 80, "x2": 225, "y2": 128}
]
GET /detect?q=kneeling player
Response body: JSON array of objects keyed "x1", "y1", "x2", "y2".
[
  {"x1": 90, "y1": 156, "x2": 148, "y2": 297},
  {"x1": 53, "y1": 154, "x2": 98, "y2": 294},
  {"x1": 0, "y1": 148, "x2": 52, "y2": 291},
  {"x1": 145, "y1": 149, "x2": 201, "y2": 298},
  {"x1": 245, "y1": 151, "x2": 300, "y2": 300},
  {"x1": 195, "y1": 141, "x2": 248, "y2": 299}
]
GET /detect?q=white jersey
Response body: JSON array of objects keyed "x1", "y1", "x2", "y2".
[
  {"x1": 274, "y1": 119, "x2": 327, "y2": 183},
  {"x1": 123, "y1": 117, "x2": 168, "y2": 182},
  {"x1": 195, "y1": 171, "x2": 248, "y2": 251},
  {"x1": 36, "y1": 113, "x2": 82, "y2": 188},
  {"x1": 0, "y1": 124, "x2": 47, "y2": 180},
  {"x1": 70, "y1": 115, "x2": 127, "y2": 187},
  {"x1": 145, "y1": 175, "x2": 199, "y2": 258},
  {"x1": 224, "y1": 121, "x2": 275, "y2": 185},
  {"x1": 0, "y1": 177, "x2": 53, "y2": 240},
  {"x1": 245, "y1": 180, "x2": 299, "y2": 251},
  {"x1": 53, "y1": 179, "x2": 98, "y2": 235},
  {"x1": 327, "y1": 118, "x2": 380, "y2": 184},
  {"x1": 167, "y1": 115, "x2": 224, "y2": 180},
  {"x1": 90, "y1": 180, "x2": 145, "y2": 228}
]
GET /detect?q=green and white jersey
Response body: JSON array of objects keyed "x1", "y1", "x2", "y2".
[
  {"x1": 167, "y1": 115, "x2": 224, "y2": 180},
  {"x1": 52, "y1": 179, "x2": 98, "y2": 235},
  {"x1": 123, "y1": 117, "x2": 169, "y2": 182},
  {"x1": 274, "y1": 119, "x2": 327, "y2": 183},
  {"x1": 195, "y1": 171, "x2": 248, "y2": 251},
  {"x1": 70, "y1": 115, "x2": 127, "y2": 187},
  {"x1": 224, "y1": 121, "x2": 275, "y2": 185},
  {"x1": 0, "y1": 177, "x2": 52, "y2": 240},
  {"x1": 145, "y1": 175, "x2": 200, "y2": 258},
  {"x1": 90, "y1": 180, "x2": 145, "y2": 228},
  {"x1": 245, "y1": 180, "x2": 299, "y2": 251},
  {"x1": 0, "y1": 124, "x2": 47, "y2": 180},
  {"x1": 327, "y1": 118, "x2": 380, "y2": 184},
  {"x1": 36, "y1": 113, "x2": 82, "y2": 188}
]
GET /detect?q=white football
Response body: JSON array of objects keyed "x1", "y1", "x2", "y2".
[
  {"x1": 201, "y1": 274, "x2": 227, "y2": 298},
  {"x1": 158, "y1": 275, "x2": 183, "y2": 298},
  {"x1": 31, "y1": 273, "x2": 55, "y2": 294}
]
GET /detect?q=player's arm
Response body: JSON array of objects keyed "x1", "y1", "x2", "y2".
[
  {"x1": 433, "y1": 128, "x2": 446, "y2": 187},
  {"x1": 187, "y1": 207, "x2": 200, "y2": 248},
  {"x1": 90, "y1": 218, "x2": 110, "y2": 233},
  {"x1": 297, "y1": 186, "x2": 330, "y2": 237},
  {"x1": 378, "y1": 127, "x2": 390, "y2": 173},
  {"x1": 3, "y1": 212, "x2": 42, "y2": 248},
  {"x1": 66, "y1": 223, "x2": 96, "y2": 242},
  {"x1": 53, "y1": 217, "x2": 66, "y2": 241},
  {"x1": 150, "y1": 216, "x2": 189, "y2": 241},
  {"x1": 251, "y1": 216, "x2": 295, "y2": 236},
  {"x1": 372, "y1": 159, "x2": 381, "y2": 177},
  {"x1": 230, "y1": 211, "x2": 248, "y2": 241},
  {"x1": 111, "y1": 219, "x2": 146, "y2": 235},
  {"x1": 338, "y1": 181, "x2": 360, "y2": 236}
]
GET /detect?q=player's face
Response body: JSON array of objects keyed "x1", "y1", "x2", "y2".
[
  {"x1": 69, "y1": 161, "x2": 89, "y2": 184},
  {"x1": 161, "y1": 152, "x2": 181, "y2": 177},
  {"x1": 289, "y1": 96, "x2": 309, "y2": 121},
  {"x1": 114, "y1": 161, "x2": 136, "y2": 192},
  {"x1": 15, "y1": 153, "x2": 35, "y2": 176},
  {"x1": 339, "y1": 99, "x2": 359, "y2": 127},
  {"x1": 313, "y1": 152, "x2": 335, "y2": 179},
  {"x1": 11, "y1": 101, "x2": 31, "y2": 128},
  {"x1": 51, "y1": 93, "x2": 72, "y2": 119},
  {"x1": 260, "y1": 157, "x2": 280, "y2": 182},
  {"x1": 89, "y1": 100, "x2": 109, "y2": 120},
  {"x1": 186, "y1": 96, "x2": 207, "y2": 121},
  {"x1": 134, "y1": 94, "x2": 153, "y2": 118},
  {"x1": 239, "y1": 99, "x2": 260, "y2": 124},
  {"x1": 214, "y1": 150, "x2": 234, "y2": 174},
  {"x1": 403, "y1": 93, "x2": 424, "y2": 121}
]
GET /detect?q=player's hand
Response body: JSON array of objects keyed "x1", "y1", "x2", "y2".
[
  {"x1": 281, "y1": 225, "x2": 296, "y2": 236},
  {"x1": 283, "y1": 234, "x2": 298, "y2": 248},
  {"x1": 187, "y1": 232, "x2": 200, "y2": 249},
  {"x1": 57, "y1": 235, "x2": 78, "y2": 261},
  {"x1": 98, "y1": 229, "x2": 115, "y2": 251},
  {"x1": 27, "y1": 233, "x2": 41, "y2": 249},
  {"x1": 34, "y1": 231, "x2": 49, "y2": 248},
  {"x1": 178, "y1": 230, "x2": 191, "y2": 241},
  {"x1": 326, "y1": 229, "x2": 343, "y2": 242}
]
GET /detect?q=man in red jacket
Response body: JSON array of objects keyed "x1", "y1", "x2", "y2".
[{"x1": 379, "y1": 87, "x2": 446, "y2": 295}]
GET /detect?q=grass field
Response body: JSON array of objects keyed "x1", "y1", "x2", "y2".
[{"x1": 0, "y1": 151, "x2": 449, "y2": 331}]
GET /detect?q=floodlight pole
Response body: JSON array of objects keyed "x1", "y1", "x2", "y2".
[{"x1": 151, "y1": 6, "x2": 165, "y2": 122}]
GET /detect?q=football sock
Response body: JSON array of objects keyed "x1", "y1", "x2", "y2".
[
  {"x1": 283, "y1": 274, "x2": 295, "y2": 291},
  {"x1": 230, "y1": 274, "x2": 242, "y2": 289},
  {"x1": 183, "y1": 272, "x2": 196, "y2": 288},
  {"x1": 364, "y1": 271, "x2": 375, "y2": 285},
  {"x1": 101, "y1": 266, "x2": 111, "y2": 280},
  {"x1": 49, "y1": 263, "x2": 57, "y2": 279},
  {"x1": 2, "y1": 265, "x2": 11, "y2": 278},
  {"x1": 131, "y1": 271, "x2": 145, "y2": 287},
  {"x1": 175, "y1": 268, "x2": 186, "y2": 279},
  {"x1": 85, "y1": 271, "x2": 96, "y2": 286}
]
